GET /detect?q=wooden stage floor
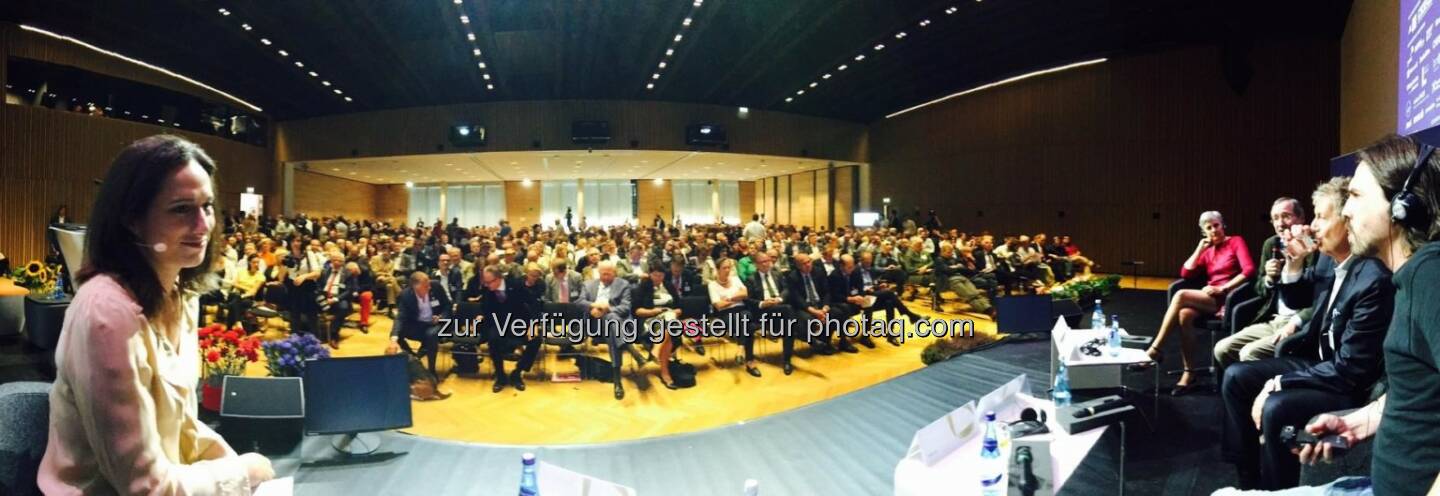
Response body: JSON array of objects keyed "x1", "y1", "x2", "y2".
[{"x1": 243, "y1": 274, "x2": 1172, "y2": 446}]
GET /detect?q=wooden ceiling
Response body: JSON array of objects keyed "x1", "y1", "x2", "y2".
[{"x1": 2, "y1": 0, "x2": 1351, "y2": 122}]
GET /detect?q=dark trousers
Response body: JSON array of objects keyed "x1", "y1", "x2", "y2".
[
  {"x1": 397, "y1": 323, "x2": 442, "y2": 378},
  {"x1": 754, "y1": 304, "x2": 797, "y2": 363},
  {"x1": 489, "y1": 337, "x2": 542, "y2": 377},
  {"x1": 1221, "y1": 357, "x2": 1359, "y2": 490},
  {"x1": 224, "y1": 294, "x2": 254, "y2": 327},
  {"x1": 712, "y1": 305, "x2": 756, "y2": 362},
  {"x1": 970, "y1": 273, "x2": 999, "y2": 299},
  {"x1": 325, "y1": 301, "x2": 352, "y2": 343},
  {"x1": 862, "y1": 289, "x2": 917, "y2": 322}
]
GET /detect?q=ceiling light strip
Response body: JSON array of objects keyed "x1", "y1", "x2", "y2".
[
  {"x1": 454, "y1": 1, "x2": 496, "y2": 90},
  {"x1": 210, "y1": 9, "x2": 355, "y2": 103},
  {"x1": 644, "y1": 0, "x2": 704, "y2": 91},
  {"x1": 884, "y1": 58, "x2": 1107, "y2": 119},
  {"x1": 20, "y1": 24, "x2": 264, "y2": 112}
]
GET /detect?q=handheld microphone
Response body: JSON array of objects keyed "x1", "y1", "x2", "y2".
[
  {"x1": 1072, "y1": 399, "x2": 1128, "y2": 419},
  {"x1": 135, "y1": 242, "x2": 168, "y2": 253}
]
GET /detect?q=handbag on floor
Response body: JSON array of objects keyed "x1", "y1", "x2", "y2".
[{"x1": 669, "y1": 360, "x2": 697, "y2": 388}]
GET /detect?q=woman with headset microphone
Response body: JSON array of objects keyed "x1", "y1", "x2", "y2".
[{"x1": 39, "y1": 135, "x2": 274, "y2": 494}]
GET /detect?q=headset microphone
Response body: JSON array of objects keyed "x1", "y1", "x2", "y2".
[{"x1": 135, "y1": 242, "x2": 168, "y2": 253}]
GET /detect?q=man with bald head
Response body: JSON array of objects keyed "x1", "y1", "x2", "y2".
[{"x1": 578, "y1": 261, "x2": 636, "y2": 400}]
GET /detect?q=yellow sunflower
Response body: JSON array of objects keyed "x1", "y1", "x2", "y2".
[{"x1": 24, "y1": 260, "x2": 46, "y2": 279}]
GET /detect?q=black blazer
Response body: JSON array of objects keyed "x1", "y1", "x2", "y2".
[
  {"x1": 392, "y1": 281, "x2": 452, "y2": 339},
  {"x1": 785, "y1": 266, "x2": 829, "y2": 310},
  {"x1": 745, "y1": 270, "x2": 789, "y2": 305},
  {"x1": 666, "y1": 269, "x2": 705, "y2": 299},
  {"x1": 477, "y1": 276, "x2": 537, "y2": 343},
  {"x1": 317, "y1": 265, "x2": 356, "y2": 304},
  {"x1": 1276, "y1": 255, "x2": 1395, "y2": 396},
  {"x1": 828, "y1": 268, "x2": 861, "y2": 305},
  {"x1": 632, "y1": 277, "x2": 679, "y2": 314},
  {"x1": 433, "y1": 265, "x2": 463, "y2": 300},
  {"x1": 933, "y1": 253, "x2": 976, "y2": 279}
]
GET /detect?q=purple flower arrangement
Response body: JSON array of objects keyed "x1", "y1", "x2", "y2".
[{"x1": 262, "y1": 333, "x2": 330, "y2": 377}]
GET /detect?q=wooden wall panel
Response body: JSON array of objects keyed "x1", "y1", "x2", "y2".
[
  {"x1": 1340, "y1": 0, "x2": 1398, "y2": 152},
  {"x1": 775, "y1": 176, "x2": 791, "y2": 226},
  {"x1": 374, "y1": 184, "x2": 409, "y2": 225},
  {"x1": 869, "y1": 40, "x2": 1339, "y2": 276},
  {"x1": 833, "y1": 166, "x2": 855, "y2": 228},
  {"x1": 637, "y1": 179, "x2": 673, "y2": 226},
  {"x1": 293, "y1": 170, "x2": 376, "y2": 221},
  {"x1": 276, "y1": 100, "x2": 866, "y2": 163},
  {"x1": 0, "y1": 105, "x2": 273, "y2": 264},
  {"x1": 814, "y1": 169, "x2": 830, "y2": 230},
  {"x1": 754, "y1": 180, "x2": 767, "y2": 221},
  {"x1": 791, "y1": 172, "x2": 815, "y2": 229},
  {"x1": 504, "y1": 181, "x2": 541, "y2": 229},
  {"x1": 739, "y1": 181, "x2": 756, "y2": 224}
]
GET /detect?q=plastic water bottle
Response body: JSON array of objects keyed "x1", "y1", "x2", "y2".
[
  {"x1": 519, "y1": 452, "x2": 539, "y2": 496},
  {"x1": 1053, "y1": 362, "x2": 1073, "y2": 407},
  {"x1": 51, "y1": 276, "x2": 65, "y2": 299},
  {"x1": 743, "y1": 478, "x2": 759, "y2": 496},
  {"x1": 979, "y1": 411, "x2": 1005, "y2": 496},
  {"x1": 1108, "y1": 315, "x2": 1121, "y2": 357},
  {"x1": 1091, "y1": 299, "x2": 1105, "y2": 329}
]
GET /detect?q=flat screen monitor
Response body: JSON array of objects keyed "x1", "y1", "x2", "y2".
[
  {"x1": 302, "y1": 355, "x2": 412, "y2": 435},
  {"x1": 1400, "y1": 0, "x2": 1440, "y2": 134},
  {"x1": 852, "y1": 212, "x2": 880, "y2": 227}
]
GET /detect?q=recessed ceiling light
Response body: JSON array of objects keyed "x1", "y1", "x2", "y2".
[
  {"x1": 873, "y1": 44, "x2": 885, "y2": 51},
  {"x1": 896, "y1": 32, "x2": 908, "y2": 39},
  {"x1": 260, "y1": 38, "x2": 272, "y2": 45},
  {"x1": 796, "y1": 89, "x2": 804, "y2": 95},
  {"x1": 459, "y1": 15, "x2": 469, "y2": 24},
  {"x1": 674, "y1": 34, "x2": 683, "y2": 42},
  {"x1": 218, "y1": 8, "x2": 229, "y2": 15},
  {"x1": 473, "y1": 48, "x2": 482, "y2": 56},
  {"x1": 344, "y1": 96, "x2": 353, "y2": 102},
  {"x1": 666, "y1": 48, "x2": 674, "y2": 56},
  {"x1": 332, "y1": 167, "x2": 340, "y2": 171},
  {"x1": 486, "y1": 84, "x2": 495, "y2": 90},
  {"x1": 308, "y1": 71, "x2": 318, "y2": 77},
  {"x1": 478, "y1": 62, "x2": 486, "y2": 69},
  {"x1": 946, "y1": 6, "x2": 958, "y2": 14},
  {"x1": 405, "y1": 181, "x2": 415, "y2": 187},
  {"x1": 682, "y1": 18, "x2": 692, "y2": 27},
  {"x1": 784, "y1": 97, "x2": 793, "y2": 102},
  {"x1": 809, "y1": 82, "x2": 818, "y2": 88},
  {"x1": 333, "y1": 89, "x2": 342, "y2": 94},
  {"x1": 241, "y1": 23, "x2": 252, "y2": 31},
  {"x1": 646, "y1": 83, "x2": 655, "y2": 90},
  {"x1": 510, "y1": 162, "x2": 518, "y2": 165},
  {"x1": 822, "y1": 73, "x2": 832, "y2": 79},
  {"x1": 693, "y1": 0, "x2": 702, "y2": 6},
  {"x1": 453, "y1": 0, "x2": 461, "y2": 4},
  {"x1": 652, "y1": 73, "x2": 660, "y2": 79},
  {"x1": 483, "y1": 73, "x2": 491, "y2": 80},
  {"x1": 854, "y1": 54, "x2": 865, "y2": 61},
  {"x1": 467, "y1": 33, "x2": 476, "y2": 41},
  {"x1": 658, "y1": 61, "x2": 667, "y2": 69},
  {"x1": 278, "y1": 49, "x2": 289, "y2": 57},
  {"x1": 919, "y1": 19, "x2": 931, "y2": 27},
  {"x1": 294, "y1": 61, "x2": 304, "y2": 68},
  {"x1": 322, "y1": 80, "x2": 331, "y2": 86},
  {"x1": 838, "y1": 64, "x2": 849, "y2": 71}
]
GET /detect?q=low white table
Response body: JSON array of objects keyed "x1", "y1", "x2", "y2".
[{"x1": 894, "y1": 394, "x2": 1119, "y2": 496}]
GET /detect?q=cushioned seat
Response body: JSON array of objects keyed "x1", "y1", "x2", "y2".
[{"x1": 0, "y1": 381, "x2": 52, "y2": 496}]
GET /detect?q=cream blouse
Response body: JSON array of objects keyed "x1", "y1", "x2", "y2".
[{"x1": 39, "y1": 274, "x2": 252, "y2": 495}]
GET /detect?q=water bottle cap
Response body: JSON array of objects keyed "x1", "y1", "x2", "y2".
[
  {"x1": 522, "y1": 453, "x2": 536, "y2": 463},
  {"x1": 984, "y1": 411, "x2": 996, "y2": 421}
]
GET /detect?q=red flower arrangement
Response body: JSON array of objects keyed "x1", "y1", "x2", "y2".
[{"x1": 197, "y1": 323, "x2": 261, "y2": 386}]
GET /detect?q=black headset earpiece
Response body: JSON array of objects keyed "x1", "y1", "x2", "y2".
[{"x1": 1392, "y1": 144, "x2": 1435, "y2": 231}]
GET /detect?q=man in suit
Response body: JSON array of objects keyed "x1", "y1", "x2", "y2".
[
  {"x1": 477, "y1": 265, "x2": 542, "y2": 393},
  {"x1": 787, "y1": 253, "x2": 845, "y2": 355},
  {"x1": 666, "y1": 257, "x2": 710, "y2": 356},
  {"x1": 1220, "y1": 178, "x2": 1394, "y2": 490},
  {"x1": 746, "y1": 251, "x2": 799, "y2": 374},
  {"x1": 386, "y1": 271, "x2": 453, "y2": 381},
  {"x1": 1213, "y1": 197, "x2": 1319, "y2": 371},
  {"x1": 855, "y1": 251, "x2": 925, "y2": 342},
  {"x1": 827, "y1": 255, "x2": 871, "y2": 350},
  {"x1": 543, "y1": 259, "x2": 586, "y2": 313},
  {"x1": 433, "y1": 252, "x2": 464, "y2": 303},
  {"x1": 316, "y1": 251, "x2": 354, "y2": 349},
  {"x1": 578, "y1": 261, "x2": 635, "y2": 400}
]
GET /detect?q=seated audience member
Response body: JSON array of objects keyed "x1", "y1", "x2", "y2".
[
  {"x1": 317, "y1": 250, "x2": 354, "y2": 349},
  {"x1": 899, "y1": 239, "x2": 934, "y2": 300},
  {"x1": 477, "y1": 265, "x2": 542, "y2": 394},
  {"x1": 386, "y1": 272, "x2": 451, "y2": 381},
  {"x1": 667, "y1": 257, "x2": 711, "y2": 354},
  {"x1": 226, "y1": 255, "x2": 266, "y2": 329},
  {"x1": 873, "y1": 241, "x2": 907, "y2": 285},
  {"x1": 856, "y1": 251, "x2": 925, "y2": 331},
  {"x1": 825, "y1": 256, "x2": 868, "y2": 352},
  {"x1": 786, "y1": 254, "x2": 841, "y2": 355},
  {"x1": 710, "y1": 258, "x2": 762, "y2": 377},
  {"x1": 40, "y1": 135, "x2": 274, "y2": 493},
  {"x1": 991, "y1": 236, "x2": 1036, "y2": 291},
  {"x1": 370, "y1": 250, "x2": 401, "y2": 309},
  {"x1": 972, "y1": 235, "x2": 1011, "y2": 294},
  {"x1": 1214, "y1": 197, "x2": 1316, "y2": 372},
  {"x1": 1014, "y1": 235, "x2": 1056, "y2": 286},
  {"x1": 578, "y1": 261, "x2": 637, "y2": 400},
  {"x1": 1220, "y1": 177, "x2": 1394, "y2": 490},
  {"x1": 520, "y1": 262, "x2": 547, "y2": 303},
  {"x1": 544, "y1": 259, "x2": 585, "y2": 308},
  {"x1": 932, "y1": 241, "x2": 995, "y2": 317},
  {"x1": 346, "y1": 261, "x2": 375, "y2": 330},
  {"x1": 1058, "y1": 235, "x2": 1097, "y2": 276},
  {"x1": 746, "y1": 252, "x2": 803, "y2": 374},
  {"x1": 1146, "y1": 210, "x2": 1255, "y2": 395},
  {"x1": 432, "y1": 252, "x2": 463, "y2": 301},
  {"x1": 1270, "y1": 135, "x2": 1440, "y2": 496},
  {"x1": 1035, "y1": 233, "x2": 1071, "y2": 282},
  {"x1": 635, "y1": 263, "x2": 686, "y2": 387}
]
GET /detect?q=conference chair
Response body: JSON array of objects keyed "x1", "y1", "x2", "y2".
[
  {"x1": 1165, "y1": 277, "x2": 1258, "y2": 377},
  {"x1": 0, "y1": 382, "x2": 51, "y2": 496}
]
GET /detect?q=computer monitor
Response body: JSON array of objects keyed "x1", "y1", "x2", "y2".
[{"x1": 302, "y1": 355, "x2": 412, "y2": 436}]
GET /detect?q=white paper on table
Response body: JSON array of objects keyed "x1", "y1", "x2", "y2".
[
  {"x1": 253, "y1": 477, "x2": 293, "y2": 496},
  {"x1": 908, "y1": 401, "x2": 978, "y2": 465},
  {"x1": 975, "y1": 374, "x2": 1028, "y2": 419},
  {"x1": 538, "y1": 460, "x2": 638, "y2": 496},
  {"x1": 1050, "y1": 317, "x2": 1070, "y2": 347}
]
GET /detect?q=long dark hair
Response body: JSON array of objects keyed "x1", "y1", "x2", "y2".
[
  {"x1": 1357, "y1": 134, "x2": 1440, "y2": 248},
  {"x1": 77, "y1": 135, "x2": 222, "y2": 318}
]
